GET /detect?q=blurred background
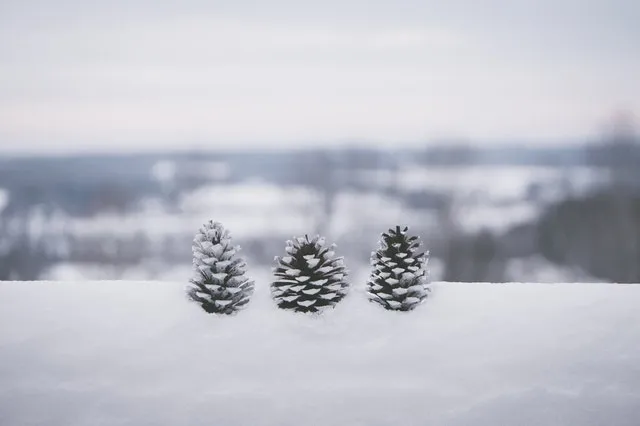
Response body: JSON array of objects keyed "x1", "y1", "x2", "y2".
[{"x1": 1, "y1": 0, "x2": 639, "y2": 283}]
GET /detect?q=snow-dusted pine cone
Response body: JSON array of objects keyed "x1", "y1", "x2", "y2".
[
  {"x1": 187, "y1": 221, "x2": 254, "y2": 314},
  {"x1": 271, "y1": 235, "x2": 349, "y2": 313},
  {"x1": 367, "y1": 225, "x2": 430, "y2": 311}
]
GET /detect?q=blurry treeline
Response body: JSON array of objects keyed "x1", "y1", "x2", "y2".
[{"x1": 1, "y1": 121, "x2": 639, "y2": 282}]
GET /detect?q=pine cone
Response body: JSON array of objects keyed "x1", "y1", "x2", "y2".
[
  {"x1": 272, "y1": 235, "x2": 348, "y2": 313},
  {"x1": 367, "y1": 225, "x2": 429, "y2": 311},
  {"x1": 188, "y1": 221, "x2": 254, "y2": 314}
]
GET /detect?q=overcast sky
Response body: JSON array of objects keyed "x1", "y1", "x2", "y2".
[{"x1": 0, "y1": 0, "x2": 639, "y2": 152}]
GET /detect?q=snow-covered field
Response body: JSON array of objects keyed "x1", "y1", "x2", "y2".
[
  {"x1": 360, "y1": 165, "x2": 605, "y2": 202},
  {"x1": 0, "y1": 160, "x2": 612, "y2": 284},
  {"x1": 7, "y1": 164, "x2": 605, "y2": 246},
  {"x1": 1, "y1": 281, "x2": 639, "y2": 426}
]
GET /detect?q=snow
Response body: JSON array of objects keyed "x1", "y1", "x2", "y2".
[
  {"x1": 456, "y1": 202, "x2": 540, "y2": 235},
  {"x1": 181, "y1": 182, "x2": 315, "y2": 212},
  {"x1": 152, "y1": 160, "x2": 231, "y2": 183},
  {"x1": 505, "y1": 255, "x2": 605, "y2": 283},
  {"x1": 360, "y1": 166, "x2": 607, "y2": 203},
  {"x1": 47, "y1": 181, "x2": 316, "y2": 242},
  {"x1": 4, "y1": 165, "x2": 605, "y2": 273},
  {"x1": 1, "y1": 281, "x2": 639, "y2": 426},
  {"x1": 329, "y1": 191, "x2": 439, "y2": 238},
  {"x1": 352, "y1": 165, "x2": 608, "y2": 235},
  {"x1": 184, "y1": 161, "x2": 231, "y2": 181},
  {"x1": 151, "y1": 160, "x2": 177, "y2": 184},
  {"x1": 306, "y1": 258, "x2": 320, "y2": 268},
  {"x1": 42, "y1": 262, "x2": 193, "y2": 282}
]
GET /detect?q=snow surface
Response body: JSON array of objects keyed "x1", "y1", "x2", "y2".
[{"x1": 1, "y1": 281, "x2": 639, "y2": 426}]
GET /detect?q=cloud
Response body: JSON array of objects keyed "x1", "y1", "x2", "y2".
[
  {"x1": 0, "y1": 2, "x2": 639, "y2": 151},
  {"x1": 2, "y1": 19, "x2": 464, "y2": 63}
]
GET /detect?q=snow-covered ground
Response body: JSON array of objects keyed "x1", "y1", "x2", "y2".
[
  {"x1": 1, "y1": 281, "x2": 639, "y2": 426},
  {"x1": 1, "y1": 163, "x2": 609, "y2": 283},
  {"x1": 360, "y1": 165, "x2": 606, "y2": 203},
  {"x1": 504, "y1": 255, "x2": 607, "y2": 283},
  {"x1": 12, "y1": 165, "x2": 606, "y2": 244},
  {"x1": 359, "y1": 165, "x2": 608, "y2": 235}
]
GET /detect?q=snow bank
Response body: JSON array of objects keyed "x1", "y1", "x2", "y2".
[{"x1": 1, "y1": 281, "x2": 639, "y2": 426}]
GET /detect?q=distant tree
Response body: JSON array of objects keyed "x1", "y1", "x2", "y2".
[
  {"x1": 187, "y1": 221, "x2": 254, "y2": 314},
  {"x1": 0, "y1": 212, "x2": 55, "y2": 281},
  {"x1": 271, "y1": 235, "x2": 348, "y2": 313},
  {"x1": 559, "y1": 112, "x2": 640, "y2": 283},
  {"x1": 292, "y1": 150, "x2": 341, "y2": 235},
  {"x1": 422, "y1": 143, "x2": 478, "y2": 166},
  {"x1": 443, "y1": 230, "x2": 505, "y2": 282},
  {"x1": 587, "y1": 111, "x2": 640, "y2": 191},
  {"x1": 0, "y1": 240, "x2": 52, "y2": 281},
  {"x1": 367, "y1": 226, "x2": 430, "y2": 311},
  {"x1": 537, "y1": 192, "x2": 640, "y2": 283}
]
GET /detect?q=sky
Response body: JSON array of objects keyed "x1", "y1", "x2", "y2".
[{"x1": 0, "y1": 0, "x2": 639, "y2": 153}]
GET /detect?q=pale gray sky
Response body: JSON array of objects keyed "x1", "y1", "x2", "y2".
[{"x1": 0, "y1": 0, "x2": 638, "y2": 152}]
